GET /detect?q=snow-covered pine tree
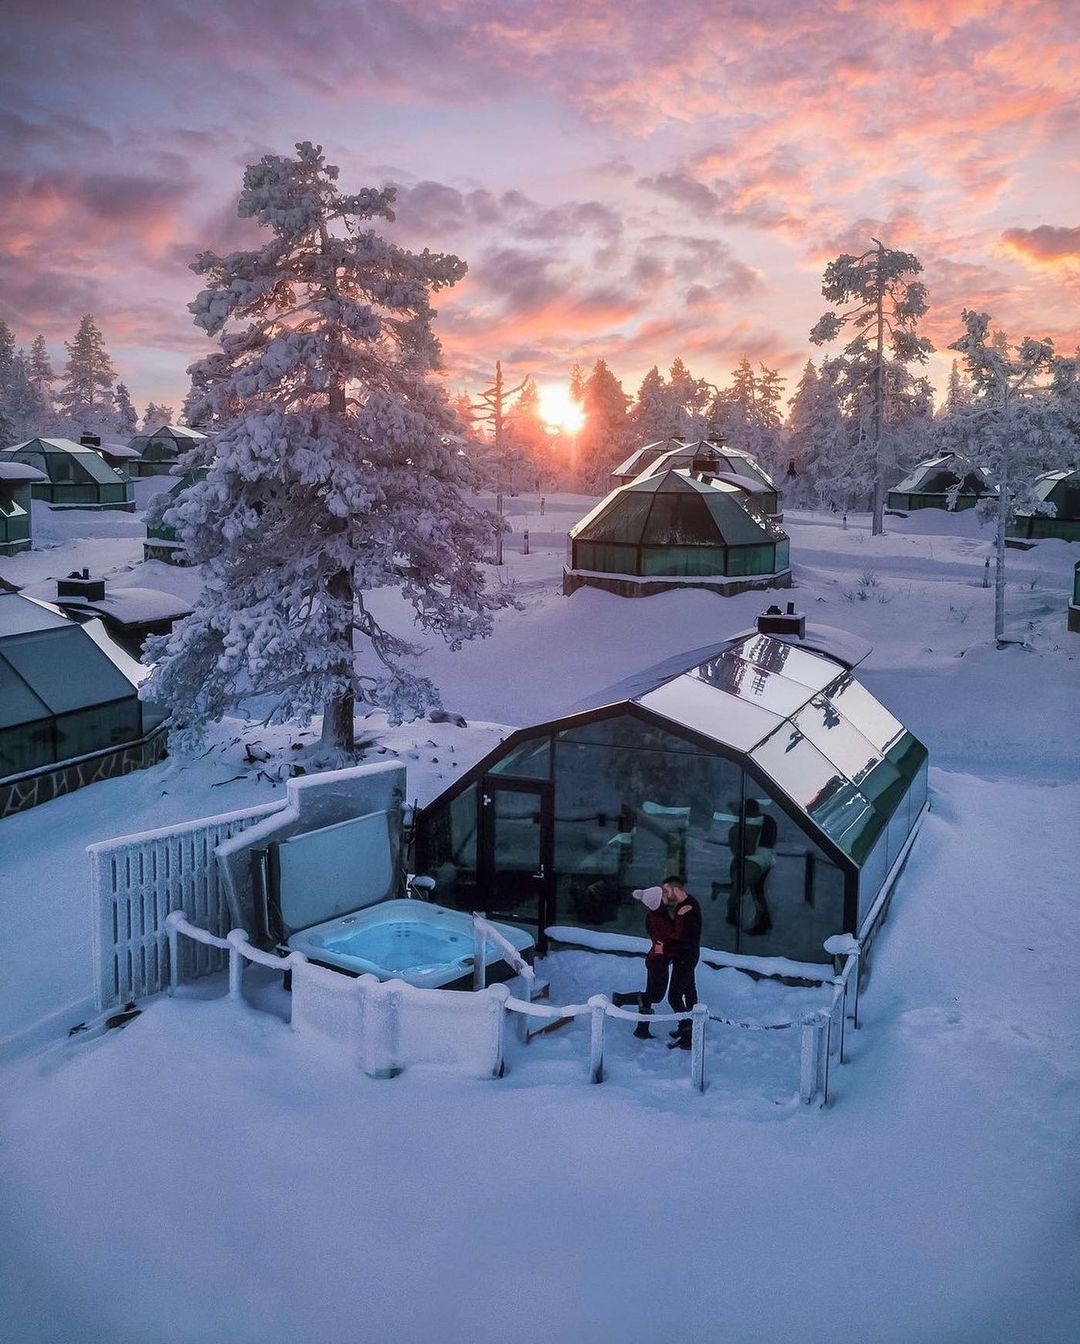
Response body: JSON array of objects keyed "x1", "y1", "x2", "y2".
[
  {"x1": 941, "y1": 310, "x2": 1074, "y2": 642},
  {"x1": 56, "y1": 314, "x2": 118, "y2": 431},
  {"x1": 114, "y1": 382, "x2": 139, "y2": 436},
  {"x1": 810, "y1": 240, "x2": 933, "y2": 535},
  {"x1": 668, "y1": 356, "x2": 711, "y2": 437},
  {"x1": 142, "y1": 402, "x2": 175, "y2": 429},
  {"x1": 28, "y1": 334, "x2": 56, "y2": 421},
  {"x1": 144, "y1": 140, "x2": 508, "y2": 757},
  {"x1": 630, "y1": 366, "x2": 674, "y2": 442},
  {"x1": 577, "y1": 359, "x2": 630, "y2": 489},
  {"x1": 0, "y1": 325, "x2": 45, "y2": 442},
  {"x1": 568, "y1": 362, "x2": 586, "y2": 406}
]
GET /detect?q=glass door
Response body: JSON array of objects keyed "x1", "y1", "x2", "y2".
[{"x1": 478, "y1": 779, "x2": 553, "y2": 952}]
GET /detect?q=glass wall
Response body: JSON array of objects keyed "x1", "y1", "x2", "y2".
[
  {"x1": 551, "y1": 714, "x2": 845, "y2": 962},
  {"x1": 422, "y1": 781, "x2": 479, "y2": 909}
]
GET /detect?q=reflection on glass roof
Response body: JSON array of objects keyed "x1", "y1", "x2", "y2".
[
  {"x1": 691, "y1": 655, "x2": 812, "y2": 718},
  {"x1": 0, "y1": 656, "x2": 51, "y2": 729},
  {"x1": 791, "y1": 694, "x2": 895, "y2": 789},
  {"x1": 732, "y1": 634, "x2": 838, "y2": 691},
  {"x1": 616, "y1": 629, "x2": 923, "y2": 859},
  {"x1": 638, "y1": 674, "x2": 784, "y2": 753},
  {"x1": 750, "y1": 725, "x2": 883, "y2": 858},
  {"x1": 823, "y1": 674, "x2": 906, "y2": 755}
]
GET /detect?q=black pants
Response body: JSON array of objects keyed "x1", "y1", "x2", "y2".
[{"x1": 642, "y1": 956, "x2": 698, "y2": 1021}]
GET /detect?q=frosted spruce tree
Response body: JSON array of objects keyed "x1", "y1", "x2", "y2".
[
  {"x1": 941, "y1": 310, "x2": 1073, "y2": 643},
  {"x1": 810, "y1": 241, "x2": 933, "y2": 534},
  {"x1": 28, "y1": 335, "x2": 56, "y2": 423},
  {"x1": 114, "y1": 382, "x2": 139, "y2": 436},
  {"x1": 144, "y1": 141, "x2": 509, "y2": 757},
  {"x1": 577, "y1": 359, "x2": 630, "y2": 488},
  {"x1": 56, "y1": 314, "x2": 118, "y2": 431},
  {"x1": 142, "y1": 402, "x2": 175, "y2": 429}
]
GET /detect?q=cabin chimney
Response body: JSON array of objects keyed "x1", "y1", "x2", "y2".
[
  {"x1": 79, "y1": 432, "x2": 101, "y2": 449},
  {"x1": 756, "y1": 601, "x2": 805, "y2": 638},
  {"x1": 56, "y1": 568, "x2": 107, "y2": 603}
]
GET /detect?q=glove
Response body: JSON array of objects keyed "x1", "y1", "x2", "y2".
[{"x1": 632, "y1": 886, "x2": 663, "y2": 911}]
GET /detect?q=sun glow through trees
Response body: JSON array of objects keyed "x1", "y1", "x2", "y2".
[{"x1": 537, "y1": 384, "x2": 584, "y2": 434}]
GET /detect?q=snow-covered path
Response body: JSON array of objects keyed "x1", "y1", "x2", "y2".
[{"x1": 1, "y1": 767, "x2": 1077, "y2": 1344}]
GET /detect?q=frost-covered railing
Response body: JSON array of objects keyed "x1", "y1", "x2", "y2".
[
  {"x1": 471, "y1": 914, "x2": 535, "y2": 992},
  {"x1": 89, "y1": 800, "x2": 283, "y2": 1011},
  {"x1": 165, "y1": 915, "x2": 857, "y2": 1104}
]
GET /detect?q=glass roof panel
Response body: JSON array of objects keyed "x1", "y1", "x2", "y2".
[
  {"x1": 690, "y1": 653, "x2": 814, "y2": 718},
  {"x1": 791, "y1": 694, "x2": 892, "y2": 789},
  {"x1": 731, "y1": 634, "x2": 839, "y2": 691},
  {"x1": 577, "y1": 490, "x2": 655, "y2": 544},
  {"x1": 749, "y1": 724, "x2": 883, "y2": 857},
  {"x1": 821, "y1": 674, "x2": 906, "y2": 756},
  {"x1": 0, "y1": 654, "x2": 51, "y2": 729},
  {"x1": 640, "y1": 489, "x2": 718, "y2": 545},
  {"x1": 637, "y1": 673, "x2": 784, "y2": 752},
  {"x1": 2, "y1": 628, "x2": 136, "y2": 713},
  {"x1": 0, "y1": 594, "x2": 70, "y2": 637}
]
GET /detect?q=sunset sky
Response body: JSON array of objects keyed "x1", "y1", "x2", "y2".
[{"x1": 2, "y1": 0, "x2": 1077, "y2": 415}]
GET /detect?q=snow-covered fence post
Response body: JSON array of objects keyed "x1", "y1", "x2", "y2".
[
  {"x1": 588, "y1": 995, "x2": 607, "y2": 1084},
  {"x1": 165, "y1": 910, "x2": 183, "y2": 996},
  {"x1": 799, "y1": 1011, "x2": 829, "y2": 1105},
  {"x1": 487, "y1": 983, "x2": 510, "y2": 1078},
  {"x1": 472, "y1": 914, "x2": 486, "y2": 991},
  {"x1": 690, "y1": 1003, "x2": 708, "y2": 1094},
  {"x1": 358, "y1": 974, "x2": 399, "y2": 1079},
  {"x1": 226, "y1": 929, "x2": 250, "y2": 1001}
]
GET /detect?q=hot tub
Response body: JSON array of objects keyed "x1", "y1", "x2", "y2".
[{"x1": 287, "y1": 898, "x2": 535, "y2": 989}]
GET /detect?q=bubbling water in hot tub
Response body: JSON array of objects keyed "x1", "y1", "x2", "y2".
[{"x1": 322, "y1": 921, "x2": 473, "y2": 974}]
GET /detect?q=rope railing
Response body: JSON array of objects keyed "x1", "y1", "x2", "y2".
[
  {"x1": 163, "y1": 914, "x2": 855, "y2": 1104},
  {"x1": 470, "y1": 914, "x2": 535, "y2": 991}
]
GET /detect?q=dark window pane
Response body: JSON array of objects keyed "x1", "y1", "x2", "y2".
[{"x1": 421, "y1": 783, "x2": 479, "y2": 910}]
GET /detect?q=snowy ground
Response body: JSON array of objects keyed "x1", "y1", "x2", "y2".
[{"x1": 1, "y1": 491, "x2": 1078, "y2": 1342}]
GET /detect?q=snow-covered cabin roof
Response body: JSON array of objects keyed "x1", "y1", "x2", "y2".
[
  {"x1": 891, "y1": 452, "x2": 995, "y2": 496},
  {"x1": 1, "y1": 438, "x2": 127, "y2": 486},
  {"x1": 0, "y1": 462, "x2": 48, "y2": 484},
  {"x1": 54, "y1": 586, "x2": 193, "y2": 627},
  {"x1": 570, "y1": 468, "x2": 785, "y2": 549},
  {"x1": 130, "y1": 424, "x2": 207, "y2": 446},
  {"x1": 611, "y1": 439, "x2": 687, "y2": 480},
  {"x1": 1026, "y1": 466, "x2": 1080, "y2": 509}
]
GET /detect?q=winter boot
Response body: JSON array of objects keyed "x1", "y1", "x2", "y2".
[
  {"x1": 746, "y1": 905, "x2": 773, "y2": 936},
  {"x1": 633, "y1": 995, "x2": 653, "y2": 1039}
]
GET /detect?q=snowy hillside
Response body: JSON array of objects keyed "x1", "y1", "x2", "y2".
[{"x1": 1, "y1": 492, "x2": 1078, "y2": 1343}]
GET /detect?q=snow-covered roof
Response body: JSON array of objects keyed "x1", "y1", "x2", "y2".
[
  {"x1": 1, "y1": 438, "x2": 127, "y2": 485},
  {"x1": 0, "y1": 462, "x2": 48, "y2": 484},
  {"x1": 891, "y1": 452, "x2": 994, "y2": 496},
  {"x1": 58, "y1": 587, "x2": 193, "y2": 626}
]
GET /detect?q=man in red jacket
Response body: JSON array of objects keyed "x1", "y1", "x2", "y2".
[{"x1": 632, "y1": 875, "x2": 702, "y2": 1048}]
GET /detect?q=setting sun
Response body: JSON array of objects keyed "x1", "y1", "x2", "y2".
[{"x1": 537, "y1": 384, "x2": 584, "y2": 434}]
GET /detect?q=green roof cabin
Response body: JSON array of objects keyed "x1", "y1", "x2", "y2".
[
  {"x1": 0, "y1": 438, "x2": 135, "y2": 511},
  {"x1": 886, "y1": 452, "x2": 996, "y2": 513},
  {"x1": 0, "y1": 592, "x2": 167, "y2": 816},
  {"x1": 1007, "y1": 467, "x2": 1080, "y2": 543},
  {"x1": 611, "y1": 439, "x2": 781, "y2": 519},
  {"x1": 144, "y1": 468, "x2": 208, "y2": 564},
  {"x1": 564, "y1": 467, "x2": 791, "y2": 598},
  {"x1": 0, "y1": 462, "x2": 47, "y2": 555},
  {"x1": 127, "y1": 424, "x2": 207, "y2": 477},
  {"x1": 414, "y1": 608, "x2": 928, "y2": 969},
  {"x1": 610, "y1": 438, "x2": 689, "y2": 488}
]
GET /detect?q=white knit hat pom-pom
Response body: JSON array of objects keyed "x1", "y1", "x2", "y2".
[{"x1": 632, "y1": 885, "x2": 663, "y2": 911}]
